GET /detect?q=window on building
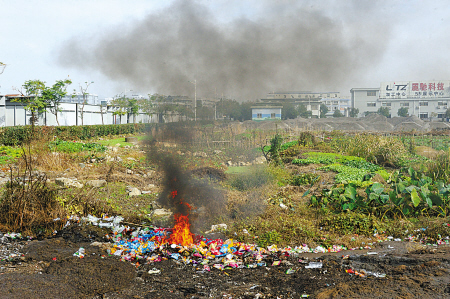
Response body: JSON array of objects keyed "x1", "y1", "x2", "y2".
[
  {"x1": 419, "y1": 101, "x2": 428, "y2": 106},
  {"x1": 400, "y1": 102, "x2": 409, "y2": 107},
  {"x1": 382, "y1": 102, "x2": 391, "y2": 107},
  {"x1": 333, "y1": 101, "x2": 339, "y2": 105},
  {"x1": 367, "y1": 91, "x2": 377, "y2": 96},
  {"x1": 419, "y1": 112, "x2": 428, "y2": 119},
  {"x1": 257, "y1": 113, "x2": 262, "y2": 118},
  {"x1": 438, "y1": 101, "x2": 447, "y2": 106},
  {"x1": 367, "y1": 102, "x2": 376, "y2": 107},
  {"x1": 438, "y1": 113, "x2": 445, "y2": 119},
  {"x1": 271, "y1": 113, "x2": 276, "y2": 119}
]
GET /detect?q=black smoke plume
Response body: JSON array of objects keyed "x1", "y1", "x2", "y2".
[
  {"x1": 58, "y1": 0, "x2": 391, "y2": 100},
  {"x1": 147, "y1": 123, "x2": 225, "y2": 231}
]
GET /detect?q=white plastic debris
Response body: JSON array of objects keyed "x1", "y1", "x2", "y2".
[
  {"x1": 313, "y1": 246, "x2": 327, "y2": 253},
  {"x1": 148, "y1": 268, "x2": 161, "y2": 274},
  {"x1": 305, "y1": 262, "x2": 323, "y2": 269},
  {"x1": 73, "y1": 247, "x2": 85, "y2": 258},
  {"x1": 205, "y1": 223, "x2": 228, "y2": 234}
]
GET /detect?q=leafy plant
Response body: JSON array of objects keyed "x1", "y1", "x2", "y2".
[
  {"x1": 48, "y1": 139, "x2": 106, "y2": 153},
  {"x1": 291, "y1": 173, "x2": 320, "y2": 186},
  {"x1": 311, "y1": 167, "x2": 450, "y2": 219}
]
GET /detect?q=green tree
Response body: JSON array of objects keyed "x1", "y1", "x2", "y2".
[
  {"x1": 42, "y1": 79, "x2": 72, "y2": 126},
  {"x1": 217, "y1": 99, "x2": 241, "y2": 120},
  {"x1": 333, "y1": 109, "x2": 344, "y2": 117},
  {"x1": 14, "y1": 80, "x2": 47, "y2": 126},
  {"x1": 196, "y1": 106, "x2": 213, "y2": 120},
  {"x1": 111, "y1": 96, "x2": 129, "y2": 124},
  {"x1": 127, "y1": 98, "x2": 139, "y2": 123},
  {"x1": 282, "y1": 101, "x2": 299, "y2": 120},
  {"x1": 240, "y1": 101, "x2": 253, "y2": 121},
  {"x1": 297, "y1": 104, "x2": 312, "y2": 118},
  {"x1": 349, "y1": 108, "x2": 359, "y2": 118},
  {"x1": 377, "y1": 107, "x2": 390, "y2": 118},
  {"x1": 139, "y1": 96, "x2": 154, "y2": 120},
  {"x1": 175, "y1": 104, "x2": 194, "y2": 121},
  {"x1": 320, "y1": 103, "x2": 329, "y2": 118},
  {"x1": 142, "y1": 94, "x2": 167, "y2": 122},
  {"x1": 445, "y1": 108, "x2": 450, "y2": 120},
  {"x1": 262, "y1": 133, "x2": 283, "y2": 165},
  {"x1": 397, "y1": 107, "x2": 409, "y2": 117}
]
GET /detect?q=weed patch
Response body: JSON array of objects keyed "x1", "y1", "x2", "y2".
[
  {"x1": 227, "y1": 165, "x2": 274, "y2": 191},
  {"x1": 0, "y1": 152, "x2": 65, "y2": 238}
]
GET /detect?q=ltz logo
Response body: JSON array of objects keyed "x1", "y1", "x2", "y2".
[{"x1": 385, "y1": 83, "x2": 408, "y2": 91}]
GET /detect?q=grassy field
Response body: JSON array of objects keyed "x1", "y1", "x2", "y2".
[{"x1": 1, "y1": 127, "x2": 450, "y2": 249}]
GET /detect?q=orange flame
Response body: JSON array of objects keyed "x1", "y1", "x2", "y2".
[
  {"x1": 168, "y1": 213, "x2": 193, "y2": 246},
  {"x1": 166, "y1": 190, "x2": 193, "y2": 246}
]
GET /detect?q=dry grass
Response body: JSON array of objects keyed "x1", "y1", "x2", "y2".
[{"x1": 0, "y1": 151, "x2": 66, "y2": 237}]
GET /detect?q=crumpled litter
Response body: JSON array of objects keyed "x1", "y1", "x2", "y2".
[
  {"x1": 73, "y1": 247, "x2": 85, "y2": 258},
  {"x1": 305, "y1": 262, "x2": 323, "y2": 269}
]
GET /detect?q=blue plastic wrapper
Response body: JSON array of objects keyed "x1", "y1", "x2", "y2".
[{"x1": 170, "y1": 253, "x2": 181, "y2": 260}]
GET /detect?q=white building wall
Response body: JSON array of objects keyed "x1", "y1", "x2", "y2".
[
  {"x1": 350, "y1": 88, "x2": 380, "y2": 117},
  {"x1": 0, "y1": 99, "x2": 158, "y2": 127},
  {"x1": 351, "y1": 85, "x2": 450, "y2": 119}
]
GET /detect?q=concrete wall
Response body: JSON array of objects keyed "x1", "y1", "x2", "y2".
[{"x1": 0, "y1": 99, "x2": 157, "y2": 127}]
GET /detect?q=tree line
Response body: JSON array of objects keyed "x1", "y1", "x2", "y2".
[{"x1": 13, "y1": 78, "x2": 368, "y2": 126}]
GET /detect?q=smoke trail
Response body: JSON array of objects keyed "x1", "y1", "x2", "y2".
[
  {"x1": 147, "y1": 123, "x2": 226, "y2": 231},
  {"x1": 58, "y1": 0, "x2": 391, "y2": 100}
]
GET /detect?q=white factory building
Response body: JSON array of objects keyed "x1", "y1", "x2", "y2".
[{"x1": 351, "y1": 80, "x2": 450, "y2": 119}]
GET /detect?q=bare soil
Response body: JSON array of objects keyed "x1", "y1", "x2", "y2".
[{"x1": 2, "y1": 225, "x2": 450, "y2": 299}]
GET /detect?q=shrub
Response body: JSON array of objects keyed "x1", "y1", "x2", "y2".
[
  {"x1": 0, "y1": 123, "x2": 154, "y2": 146},
  {"x1": 228, "y1": 165, "x2": 273, "y2": 191},
  {"x1": 320, "y1": 212, "x2": 383, "y2": 236},
  {"x1": 426, "y1": 152, "x2": 450, "y2": 183},
  {"x1": 342, "y1": 134, "x2": 406, "y2": 166}
]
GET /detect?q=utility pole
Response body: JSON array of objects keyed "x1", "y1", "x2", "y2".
[{"x1": 189, "y1": 80, "x2": 197, "y2": 121}]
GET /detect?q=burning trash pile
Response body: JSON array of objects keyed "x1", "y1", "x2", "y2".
[{"x1": 81, "y1": 213, "x2": 348, "y2": 271}]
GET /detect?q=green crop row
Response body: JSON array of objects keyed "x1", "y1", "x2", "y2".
[{"x1": 48, "y1": 139, "x2": 107, "y2": 153}]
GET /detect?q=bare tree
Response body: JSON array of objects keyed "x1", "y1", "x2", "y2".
[{"x1": 75, "y1": 81, "x2": 94, "y2": 126}]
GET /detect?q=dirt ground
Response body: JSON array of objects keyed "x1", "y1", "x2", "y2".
[{"x1": 1, "y1": 225, "x2": 450, "y2": 299}]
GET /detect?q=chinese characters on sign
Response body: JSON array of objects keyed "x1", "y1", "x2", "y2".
[{"x1": 380, "y1": 81, "x2": 449, "y2": 99}]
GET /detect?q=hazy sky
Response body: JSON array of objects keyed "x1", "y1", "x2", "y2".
[{"x1": 1, "y1": 0, "x2": 449, "y2": 100}]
